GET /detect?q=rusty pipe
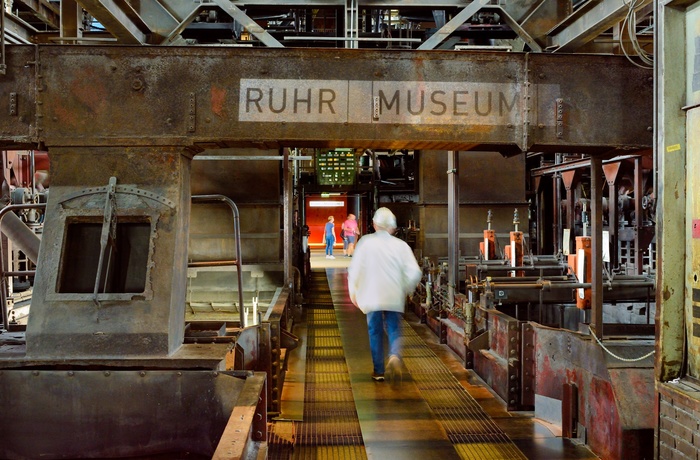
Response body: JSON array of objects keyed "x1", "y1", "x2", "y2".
[
  {"x1": 0, "y1": 205, "x2": 43, "y2": 263},
  {"x1": 483, "y1": 279, "x2": 655, "y2": 291},
  {"x1": 0, "y1": 8, "x2": 6, "y2": 75},
  {"x1": 188, "y1": 260, "x2": 238, "y2": 268},
  {"x1": 0, "y1": 203, "x2": 45, "y2": 331}
]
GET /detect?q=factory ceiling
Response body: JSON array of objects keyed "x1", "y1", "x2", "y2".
[{"x1": 3, "y1": 0, "x2": 654, "y2": 59}]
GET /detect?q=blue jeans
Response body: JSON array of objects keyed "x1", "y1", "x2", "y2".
[
  {"x1": 366, "y1": 311, "x2": 402, "y2": 375},
  {"x1": 325, "y1": 236, "x2": 334, "y2": 255}
]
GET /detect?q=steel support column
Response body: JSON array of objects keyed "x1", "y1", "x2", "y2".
[
  {"x1": 447, "y1": 151, "x2": 459, "y2": 305},
  {"x1": 283, "y1": 148, "x2": 292, "y2": 292},
  {"x1": 590, "y1": 155, "x2": 604, "y2": 338},
  {"x1": 634, "y1": 156, "x2": 645, "y2": 274}
]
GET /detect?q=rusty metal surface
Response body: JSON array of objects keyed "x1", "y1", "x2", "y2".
[
  {"x1": 263, "y1": 288, "x2": 297, "y2": 415},
  {"x1": 444, "y1": 314, "x2": 471, "y2": 367},
  {"x1": 420, "y1": 151, "x2": 526, "y2": 204},
  {"x1": 527, "y1": 53, "x2": 653, "y2": 153},
  {"x1": 0, "y1": 46, "x2": 652, "y2": 154},
  {"x1": 471, "y1": 309, "x2": 525, "y2": 410},
  {"x1": 24, "y1": 147, "x2": 191, "y2": 358},
  {"x1": 0, "y1": 369, "x2": 260, "y2": 459},
  {"x1": 521, "y1": 322, "x2": 535, "y2": 407},
  {"x1": 213, "y1": 372, "x2": 268, "y2": 460},
  {"x1": 532, "y1": 323, "x2": 654, "y2": 460},
  {"x1": 655, "y1": 3, "x2": 686, "y2": 383}
]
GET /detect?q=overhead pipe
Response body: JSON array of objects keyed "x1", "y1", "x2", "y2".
[{"x1": 1, "y1": 7, "x2": 6, "y2": 75}]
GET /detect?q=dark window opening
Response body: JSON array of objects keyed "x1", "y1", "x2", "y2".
[{"x1": 58, "y1": 221, "x2": 151, "y2": 294}]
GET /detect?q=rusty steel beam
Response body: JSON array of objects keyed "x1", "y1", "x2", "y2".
[
  {"x1": 14, "y1": 0, "x2": 60, "y2": 30},
  {"x1": 0, "y1": 46, "x2": 652, "y2": 154}
]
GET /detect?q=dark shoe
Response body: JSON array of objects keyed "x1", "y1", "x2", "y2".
[
  {"x1": 371, "y1": 373, "x2": 385, "y2": 382},
  {"x1": 386, "y1": 355, "x2": 402, "y2": 384}
]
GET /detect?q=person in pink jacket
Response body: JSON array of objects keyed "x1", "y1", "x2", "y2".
[
  {"x1": 347, "y1": 207, "x2": 422, "y2": 382},
  {"x1": 342, "y1": 213, "x2": 359, "y2": 257}
]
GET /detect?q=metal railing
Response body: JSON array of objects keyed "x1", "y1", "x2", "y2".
[{"x1": 191, "y1": 195, "x2": 245, "y2": 326}]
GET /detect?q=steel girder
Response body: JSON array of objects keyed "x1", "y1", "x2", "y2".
[
  {"x1": 0, "y1": 45, "x2": 652, "y2": 155},
  {"x1": 548, "y1": 0, "x2": 654, "y2": 53}
]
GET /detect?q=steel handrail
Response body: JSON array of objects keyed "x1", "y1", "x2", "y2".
[{"x1": 191, "y1": 195, "x2": 245, "y2": 326}]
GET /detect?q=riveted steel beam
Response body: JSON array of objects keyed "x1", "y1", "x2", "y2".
[{"x1": 0, "y1": 46, "x2": 652, "y2": 155}]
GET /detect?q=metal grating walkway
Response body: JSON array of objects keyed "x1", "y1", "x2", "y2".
[
  {"x1": 271, "y1": 267, "x2": 526, "y2": 460},
  {"x1": 400, "y1": 322, "x2": 527, "y2": 459},
  {"x1": 269, "y1": 271, "x2": 367, "y2": 460}
]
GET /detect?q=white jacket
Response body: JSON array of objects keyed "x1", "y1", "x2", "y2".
[{"x1": 347, "y1": 230, "x2": 422, "y2": 314}]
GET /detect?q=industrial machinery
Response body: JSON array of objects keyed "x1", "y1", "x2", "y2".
[
  {"x1": 411, "y1": 159, "x2": 656, "y2": 459},
  {"x1": 0, "y1": 20, "x2": 653, "y2": 457}
]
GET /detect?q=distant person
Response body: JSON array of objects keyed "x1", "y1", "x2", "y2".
[
  {"x1": 324, "y1": 216, "x2": 336, "y2": 259},
  {"x1": 302, "y1": 224, "x2": 310, "y2": 254},
  {"x1": 347, "y1": 207, "x2": 422, "y2": 383},
  {"x1": 342, "y1": 213, "x2": 359, "y2": 257}
]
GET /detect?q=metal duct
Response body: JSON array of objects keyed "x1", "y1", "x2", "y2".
[{"x1": 1, "y1": 210, "x2": 40, "y2": 263}]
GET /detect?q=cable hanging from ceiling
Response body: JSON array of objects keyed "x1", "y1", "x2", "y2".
[{"x1": 621, "y1": 0, "x2": 654, "y2": 69}]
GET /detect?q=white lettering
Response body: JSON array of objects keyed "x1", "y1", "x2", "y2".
[{"x1": 239, "y1": 79, "x2": 554, "y2": 126}]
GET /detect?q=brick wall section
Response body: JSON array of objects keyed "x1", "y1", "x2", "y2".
[{"x1": 658, "y1": 385, "x2": 700, "y2": 460}]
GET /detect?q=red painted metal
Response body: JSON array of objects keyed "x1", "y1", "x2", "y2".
[
  {"x1": 533, "y1": 324, "x2": 654, "y2": 460},
  {"x1": 693, "y1": 219, "x2": 700, "y2": 239}
]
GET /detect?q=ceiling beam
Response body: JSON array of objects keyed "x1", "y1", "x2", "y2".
[
  {"x1": 212, "y1": 0, "x2": 283, "y2": 47},
  {"x1": 121, "y1": 0, "x2": 179, "y2": 41},
  {"x1": 417, "y1": 0, "x2": 489, "y2": 50},
  {"x1": 14, "y1": 0, "x2": 60, "y2": 29},
  {"x1": 2, "y1": 12, "x2": 36, "y2": 43},
  {"x1": 76, "y1": 0, "x2": 148, "y2": 44},
  {"x1": 548, "y1": 0, "x2": 653, "y2": 53}
]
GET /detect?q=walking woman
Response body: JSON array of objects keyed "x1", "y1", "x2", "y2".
[{"x1": 324, "y1": 216, "x2": 336, "y2": 259}]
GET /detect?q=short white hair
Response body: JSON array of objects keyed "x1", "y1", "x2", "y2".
[{"x1": 372, "y1": 207, "x2": 397, "y2": 230}]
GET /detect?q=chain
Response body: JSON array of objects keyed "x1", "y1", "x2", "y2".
[{"x1": 589, "y1": 327, "x2": 654, "y2": 362}]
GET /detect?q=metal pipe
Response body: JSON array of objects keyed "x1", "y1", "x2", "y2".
[
  {"x1": 0, "y1": 210, "x2": 41, "y2": 263},
  {"x1": 484, "y1": 276, "x2": 570, "y2": 282},
  {"x1": 591, "y1": 156, "x2": 604, "y2": 338},
  {"x1": 554, "y1": 153, "x2": 562, "y2": 254},
  {"x1": 192, "y1": 195, "x2": 245, "y2": 327},
  {"x1": 283, "y1": 148, "x2": 293, "y2": 299},
  {"x1": 475, "y1": 264, "x2": 567, "y2": 272},
  {"x1": 0, "y1": 203, "x2": 45, "y2": 331},
  {"x1": 488, "y1": 281, "x2": 591, "y2": 290},
  {"x1": 187, "y1": 260, "x2": 238, "y2": 268},
  {"x1": 1, "y1": 7, "x2": 6, "y2": 75},
  {"x1": 447, "y1": 151, "x2": 459, "y2": 306},
  {"x1": 5, "y1": 271, "x2": 35, "y2": 277},
  {"x1": 484, "y1": 279, "x2": 654, "y2": 291}
]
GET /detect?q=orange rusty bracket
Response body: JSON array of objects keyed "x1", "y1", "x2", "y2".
[{"x1": 212, "y1": 372, "x2": 268, "y2": 460}]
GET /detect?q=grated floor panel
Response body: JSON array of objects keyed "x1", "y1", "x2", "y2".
[
  {"x1": 401, "y1": 324, "x2": 527, "y2": 459},
  {"x1": 269, "y1": 271, "x2": 367, "y2": 460}
]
